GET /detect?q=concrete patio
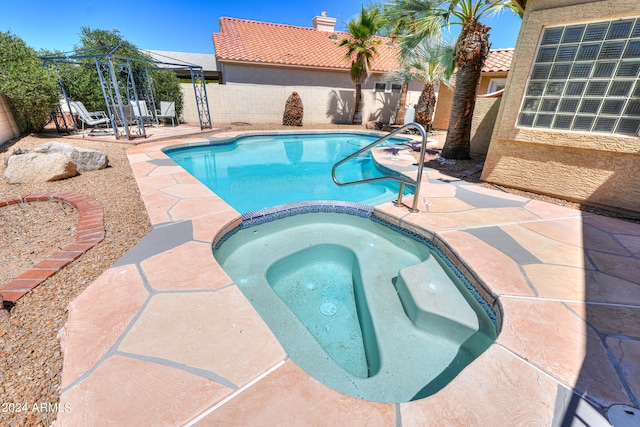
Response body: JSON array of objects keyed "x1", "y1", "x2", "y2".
[{"x1": 57, "y1": 130, "x2": 640, "y2": 426}]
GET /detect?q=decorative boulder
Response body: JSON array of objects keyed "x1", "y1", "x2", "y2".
[
  {"x1": 34, "y1": 141, "x2": 108, "y2": 172},
  {"x1": 3, "y1": 147, "x2": 30, "y2": 167},
  {"x1": 283, "y1": 92, "x2": 303, "y2": 126},
  {"x1": 366, "y1": 120, "x2": 384, "y2": 130},
  {"x1": 3, "y1": 152, "x2": 77, "y2": 184}
]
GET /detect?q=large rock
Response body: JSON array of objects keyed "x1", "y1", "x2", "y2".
[
  {"x1": 34, "y1": 141, "x2": 108, "y2": 172},
  {"x1": 3, "y1": 152, "x2": 77, "y2": 183}
]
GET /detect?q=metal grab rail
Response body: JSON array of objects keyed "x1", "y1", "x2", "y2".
[{"x1": 331, "y1": 122, "x2": 428, "y2": 213}]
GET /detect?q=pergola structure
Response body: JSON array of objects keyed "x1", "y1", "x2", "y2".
[{"x1": 41, "y1": 44, "x2": 212, "y2": 140}]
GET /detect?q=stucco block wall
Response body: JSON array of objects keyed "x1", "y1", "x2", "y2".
[
  {"x1": 482, "y1": 0, "x2": 640, "y2": 213},
  {"x1": 181, "y1": 83, "x2": 423, "y2": 125},
  {"x1": 470, "y1": 97, "x2": 501, "y2": 155},
  {"x1": 431, "y1": 85, "x2": 453, "y2": 130},
  {"x1": 0, "y1": 94, "x2": 20, "y2": 145},
  {"x1": 433, "y1": 73, "x2": 507, "y2": 131},
  {"x1": 180, "y1": 62, "x2": 425, "y2": 125}
]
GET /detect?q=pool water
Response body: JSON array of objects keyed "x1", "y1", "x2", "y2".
[
  {"x1": 215, "y1": 210, "x2": 498, "y2": 402},
  {"x1": 267, "y1": 244, "x2": 371, "y2": 378},
  {"x1": 165, "y1": 133, "x2": 412, "y2": 213}
]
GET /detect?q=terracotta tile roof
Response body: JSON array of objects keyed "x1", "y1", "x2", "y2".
[
  {"x1": 483, "y1": 49, "x2": 514, "y2": 73},
  {"x1": 213, "y1": 17, "x2": 400, "y2": 72}
]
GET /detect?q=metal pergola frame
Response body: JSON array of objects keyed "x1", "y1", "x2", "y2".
[{"x1": 41, "y1": 44, "x2": 212, "y2": 139}]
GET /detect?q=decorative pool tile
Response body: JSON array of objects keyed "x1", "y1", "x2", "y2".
[{"x1": 216, "y1": 201, "x2": 500, "y2": 334}]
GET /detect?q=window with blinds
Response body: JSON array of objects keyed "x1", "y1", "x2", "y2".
[{"x1": 518, "y1": 18, "x2": 640, "y2": 136}]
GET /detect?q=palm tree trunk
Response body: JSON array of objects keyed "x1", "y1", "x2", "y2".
[
  {"x1": 442, "y1": 19, "x2": 491, "y2": 160},
  {"x1": 353, "y1": 83, "x2": 363, "y2": 124},
  {"x1": 415, "y1": 84, "x2": 436, "y2": 128},
  {"x1": 394, "y1": 82, "x2": 409, "y2": 125},
  {"x1": 442, "y1": 64, "x2": 481, "y2": 159}
]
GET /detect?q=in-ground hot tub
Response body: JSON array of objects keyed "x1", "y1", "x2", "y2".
[{"x1": 214, "y1": 204, "x2": 499, "y2": 403}]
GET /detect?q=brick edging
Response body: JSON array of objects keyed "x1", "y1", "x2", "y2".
[{"x1": 0, "y1": 191, "x2": 105, "y2": 304}]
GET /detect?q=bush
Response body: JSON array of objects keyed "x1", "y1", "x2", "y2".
[{"x1": 0, "y1": 32, "x2": 59, "y2": 134}]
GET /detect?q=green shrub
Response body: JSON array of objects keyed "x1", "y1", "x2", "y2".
[{"x1": 0, "y1": 31, "x2": 59, "y2": 134}]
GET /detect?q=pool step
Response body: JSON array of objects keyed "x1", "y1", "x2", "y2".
[{"x1": 395, "y1": 257, "x2": 480, "y2": 343}]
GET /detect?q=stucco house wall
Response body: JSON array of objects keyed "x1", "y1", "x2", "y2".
[
  {"x1": 481, "y1": 0, "x2": 640, "y2": 213},
  {"x1": 209, "y1": 15, "x2": 426, "y2": 126},
  {"x1": 0, "y1": 94, "x2": 20, "y2": 145},
  {"x1": 432, "y1": 71, "x2": 509, "y2": 131},
  {"x1": 181, "y1": 81, "x2": 424, "y2": 125},
  {"x1": 220, "y1": 63, "x2": 356, "y2": 88}
]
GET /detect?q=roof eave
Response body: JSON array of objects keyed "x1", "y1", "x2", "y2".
[
  {"x1": 513, "y1": 0, "x2": 526, "y2": 9},
  {"x1": 481, "y1": 70, "x2": 510, "y2": 75}
]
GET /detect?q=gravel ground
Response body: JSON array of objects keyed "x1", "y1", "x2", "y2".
[
  {"x1": 0, "y1": 128, "x2": 154, "y2": 426},
  {"x1": 0, "y1": 202, "x2": 78, "y2": 286},
  {"x1": 1, "y1": 122, "x2": 637, "y2": 426}
]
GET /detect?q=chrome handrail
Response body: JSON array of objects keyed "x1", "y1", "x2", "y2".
[{"x1": 331, "y1": 122, "x2": 427, "y2": 213}]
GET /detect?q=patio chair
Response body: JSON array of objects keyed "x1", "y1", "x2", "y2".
[
  {"x1": 156, "y1": 101, "x2": 176, "y2": 127},
  {"x1": 130, "y1": 100, "x2": 156, "y2": 126},
  {"x1": 70, "y1": 101, "x2": 111, "y2": 138}
]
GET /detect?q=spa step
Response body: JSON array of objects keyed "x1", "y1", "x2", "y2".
[{"x1": 396, "y1": 257, "x2": 479, "y2": 343}]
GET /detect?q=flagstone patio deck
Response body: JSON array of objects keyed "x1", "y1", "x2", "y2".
[{"x1": 57, "y1": 130, "x2": 640, "y2": 426}]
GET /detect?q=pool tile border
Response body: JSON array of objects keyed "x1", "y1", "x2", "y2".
[
  {"x1": 0, "y1": 191, "x2": 105, "y2": 305},
  {"x1": 218, "y1": 201, "x2": 500, "y2": 333}
]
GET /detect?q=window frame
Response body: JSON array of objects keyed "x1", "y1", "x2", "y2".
[
  {"x1": 373, "y1": 81, "x2": 387, "y2": 93},
  {"x1": 487, "y1": 78, "x2": 507, "y2": 93},
  {"x1": 517, "y1": 17, "x2": 640, "y2": 137},
  {"x1": 373, "y1": 81, "x2": 404, "y2": 93}
]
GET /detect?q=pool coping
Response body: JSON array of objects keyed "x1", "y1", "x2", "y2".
[{"x1": 56, "y1": 129, "x2": 640, "y2": 426}]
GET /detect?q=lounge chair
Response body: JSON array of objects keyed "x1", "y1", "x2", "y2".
[
  {"x1": 157, "y1": 101, "x2": 176, "y2": 127},
  {"x1": 130, "y1": 100, "x2": 156, "y2": 125},
  {"x1": 69, "y1": 101, "x2": 111, "y2": 138}
]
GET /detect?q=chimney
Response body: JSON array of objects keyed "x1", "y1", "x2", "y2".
[{"x1": 312, "y1": 11, "x2": 336, "y2": 32}]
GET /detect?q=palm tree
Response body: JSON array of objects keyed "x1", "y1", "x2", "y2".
[
  {"x1": 385, "y1": 0, "x2": 523, "y2": 159},
  {"x1": 339, "y1": 6, "x2": 383, "y2": 124},
  {"x1": 407, "y1": 38, "x2": 454, "y2": 128},
  {"x1": 385, "y1": 65, "x2": 414, "y2": 125}
]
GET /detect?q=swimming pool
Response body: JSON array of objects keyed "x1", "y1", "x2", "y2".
[
  {"x1": 166, "y1": 131, "x2": 498, "y2": 402},
  {"x1": 214, "y1": 205, "x2": 498, "y2": 403},
  {"x1": 165, "y1": 133, "x2": 413, "y2": 213}
]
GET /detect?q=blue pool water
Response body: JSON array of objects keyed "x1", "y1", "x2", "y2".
[
  {"x1": 165, "y1": 133, "x2": 413, "y2": 213},
  {"x1": 215, "y1": 209, "x2": 498, "y2": 402}
]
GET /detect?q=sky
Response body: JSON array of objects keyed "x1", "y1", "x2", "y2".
[{"x1": 0, "y1": 0, "x2": 523, "y2": 55}]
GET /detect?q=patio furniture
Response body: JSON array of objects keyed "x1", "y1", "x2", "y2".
[
  {"x1": 109, "y1": 103, "x2": 134, "y2": 127},
  {"x1": 157, "y1": 101, "x2": 176, "y2": 127},
  {"x1": 69, "y1": 101, "x2": 111, "y2": 138},
  {"x1": 130, "y1": 100, "x2": 156, "y2": 125}
]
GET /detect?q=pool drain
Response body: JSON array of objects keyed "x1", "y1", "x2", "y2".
[{"x1": 320, "y1": 301, "x2": 337, "y2": 316}]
